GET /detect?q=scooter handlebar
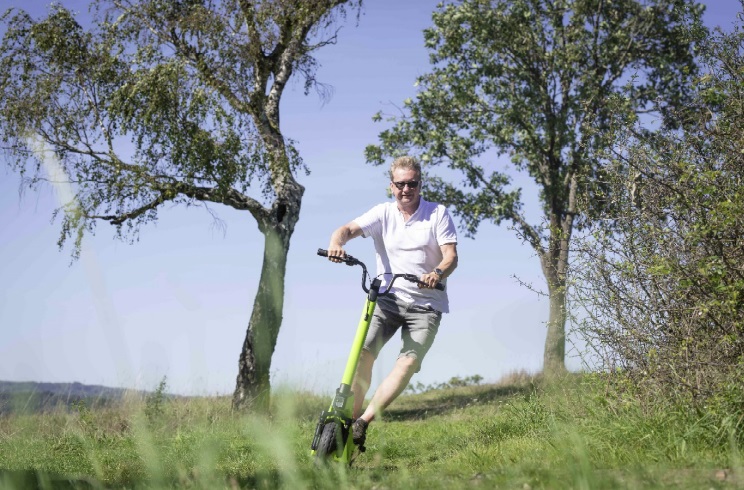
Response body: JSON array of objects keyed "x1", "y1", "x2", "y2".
[{"x1": 318, "y1": 249, "x2": 444, "y2": 291}]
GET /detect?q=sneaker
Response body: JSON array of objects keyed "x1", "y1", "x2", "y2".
[{"x1": 351, "y1": 418, "x2": 368, "y2": 446}]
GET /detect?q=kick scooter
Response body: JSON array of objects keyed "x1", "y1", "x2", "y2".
[{"x1": 310, "y1": 248, "x2": 443, "y2": 465}]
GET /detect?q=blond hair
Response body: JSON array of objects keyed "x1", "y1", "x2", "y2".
[{"x1": 389, "y1": 156, "x2": 421, "y2": 180}]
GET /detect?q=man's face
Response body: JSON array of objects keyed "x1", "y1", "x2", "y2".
[{"x1": 390, "y1": 168, "x2": 421, "y2": 206}]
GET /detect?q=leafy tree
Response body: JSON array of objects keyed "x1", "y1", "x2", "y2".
[
  {"x1": 0, "y1": 0, "x2": 360, "y2": 412},
  {"x1": 366, "y1": 0, "x2": 705, "y2": 376},
  {"x1": 570, "y1": 15, "x2": 744, "y2": 423}
]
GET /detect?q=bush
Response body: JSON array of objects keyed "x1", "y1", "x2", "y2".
[{"x1": 570, "y1": 18, "x2": 744, "y2": 435}]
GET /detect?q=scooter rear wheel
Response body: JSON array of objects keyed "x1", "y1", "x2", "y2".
[{"x1": 314, "y1": 421, "x2": 342, "y2": 463}]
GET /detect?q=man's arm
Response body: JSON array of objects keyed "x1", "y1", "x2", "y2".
[
  {"x1": 327, "y1": 221, "x2": 364, "y2": 262},
  {"x1": 437, "y1": 243, "x2": 458, "y2": 279},
  {"x1": 421, "y1": 243, "x2": 458, "y2": 288}
]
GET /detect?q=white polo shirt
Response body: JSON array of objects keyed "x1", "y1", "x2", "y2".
[{"x1": 353, "y1": 198, "x2": 457, "y2": 313}]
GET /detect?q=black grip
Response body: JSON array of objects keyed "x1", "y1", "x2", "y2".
[
  {"x1": 318, "y1": 248, "x2": 359, "y2": 266},
  {"x1": 402, "y1": 273, "x2": 445, "y2": 291}
]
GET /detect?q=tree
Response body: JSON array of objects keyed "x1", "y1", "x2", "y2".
[
  {"x1": 0, "y1": 0, "x2": 360, "y2": 412},
  {"x1": 365, "y1": 0, "x2": 705, "y2": 376},
  {"x1": 570, "y1": 15, "x2": 744, "y2": 419}
]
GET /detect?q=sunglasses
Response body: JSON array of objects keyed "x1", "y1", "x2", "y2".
[{"x1": 392, "y1": 180, "x2": 420, "y2": 190}]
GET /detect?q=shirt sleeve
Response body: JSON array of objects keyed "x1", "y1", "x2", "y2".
[
  {"x1": 436, "y1": 205, "x2": 458, "y2": 246},
  {"x1": 353, "y1": 203, "x2": 385, "y2": 239}
]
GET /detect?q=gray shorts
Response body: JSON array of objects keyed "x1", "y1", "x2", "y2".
[{"x1": 363, "y1": 295, "x2": 442, "y2": 372}]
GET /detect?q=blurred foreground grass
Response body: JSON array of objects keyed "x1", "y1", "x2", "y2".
[{"x1": 0, "y1": 372, "x2": 741, "y2": 489}]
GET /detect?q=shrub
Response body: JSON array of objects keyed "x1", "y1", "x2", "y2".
[{"x1": 570, "y1": 17, "x2": 744, "y2": 438}]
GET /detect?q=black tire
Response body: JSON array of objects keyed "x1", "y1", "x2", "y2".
[{"x1": 314, "y1": 422, "x2": 342, "y2": 463}]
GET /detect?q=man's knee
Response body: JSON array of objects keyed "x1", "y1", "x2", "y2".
[
  {"x1": 396, "y1": 354, "x2": 420, "y2": 374},
  {"x1": 360, "y1": 348, "x2": 375, "y2": 362},
  {"x1": 359, "y1": 349, "x2": 376, "y2": 370}
]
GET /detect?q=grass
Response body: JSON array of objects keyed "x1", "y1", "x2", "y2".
[{"x1": 0, "y1": 372, "x2": 741, "y2": 489}]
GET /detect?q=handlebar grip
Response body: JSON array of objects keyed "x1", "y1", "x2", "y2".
[
  {"x1": 318, "y1": 248, "x2": 360, "y2": 266},
  {"x1": 402, "y1": 273, "x2": 445, "y2": 291}
]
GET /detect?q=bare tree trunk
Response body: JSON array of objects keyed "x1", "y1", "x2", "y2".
[
  {"x1": 232, "y1": 184, "x2": 303, "y2": 412},
  {"x1": 543, "y1": 278, "x2": 568, "y2": 376},
  {"x1": 541, "y1": 179, "x2": 575, "y2": 378},
  {"x1": 516, "y1": 213, "x2": 571, "y2": 377},
  {"x1": 232, "y1": 228, "x2": 287, "y2": 411}
]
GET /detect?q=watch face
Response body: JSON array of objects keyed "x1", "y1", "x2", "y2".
[{"x1": 435, "y1": 268, "x2": 443, "y2": 276}]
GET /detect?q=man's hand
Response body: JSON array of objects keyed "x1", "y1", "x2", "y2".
[
  {"x1": 419, "y1": 271, "x2": 441, "y2": 289},
  {"x1": 327, "y1": 243, "x2": 347, "y2": 263}
]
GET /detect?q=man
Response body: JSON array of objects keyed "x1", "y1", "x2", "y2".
[{"x1": 327, "y1": 155, "x2": 458, "y2": 448}]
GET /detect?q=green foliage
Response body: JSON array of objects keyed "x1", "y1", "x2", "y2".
[
  {"x1": 0, "y1": 0, "x2": 360, "y2": 253},
  {"x1": 570, "y1": 14, "x2": 744, "y2": 429}
]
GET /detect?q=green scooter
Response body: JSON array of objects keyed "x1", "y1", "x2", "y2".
[{"x1": 310, "y1": 248, "x2": 443, "y2": 465}]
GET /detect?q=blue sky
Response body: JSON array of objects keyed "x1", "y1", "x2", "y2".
[{"x1": 1, "y1": 0, "x2": 741, "y2": 396}]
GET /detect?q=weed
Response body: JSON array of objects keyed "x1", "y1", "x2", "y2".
[{"x1": 143, "y1": 377, "x2": 168, "y2": 424}]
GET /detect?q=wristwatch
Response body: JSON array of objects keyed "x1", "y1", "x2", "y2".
[{"x1": 434, "y1": 268, "x2": 444, "y2": 277}]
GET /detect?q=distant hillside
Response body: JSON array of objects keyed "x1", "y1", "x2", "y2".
[{"x1": 0, "y1": 381, "x2": 149, "y2": 415}]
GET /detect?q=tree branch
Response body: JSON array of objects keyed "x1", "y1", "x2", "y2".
[
  {"x1": 90, "y1": 180, "x2": 267, "y2": 226},
  {"x1": 90, "y1": 194, "x2": 165, "y2": 225}
]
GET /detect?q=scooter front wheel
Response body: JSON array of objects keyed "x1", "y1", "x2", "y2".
[{"x1": 314, "y1": 421, "x2": 343, "y2": 463}]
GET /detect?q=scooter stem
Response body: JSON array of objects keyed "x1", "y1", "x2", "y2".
[{"x1": 340, "y1": 278, "x2": 381, "y2": 386}]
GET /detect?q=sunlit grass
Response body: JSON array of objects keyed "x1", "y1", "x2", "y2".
[{"x1": 0, "y1": 373, "x2": 741, "y2": 489}]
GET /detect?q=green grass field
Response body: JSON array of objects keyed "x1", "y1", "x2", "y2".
[{"x1": 0, "y1": 372, "x2": 740, "y2": 489}]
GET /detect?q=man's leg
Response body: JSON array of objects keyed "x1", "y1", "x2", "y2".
[
  {"x1": 352, "y1": 307, "x2": 440, "y2": 447},
  {"x1": 358, "y1": 307, "x2": 440, "y2": 424},
  {"x1": 352, "y1": 349, "x2": 375, "y2": 419},
  {"x1": 358, "y1": 355, "x2": 418, "y2": 423}
]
